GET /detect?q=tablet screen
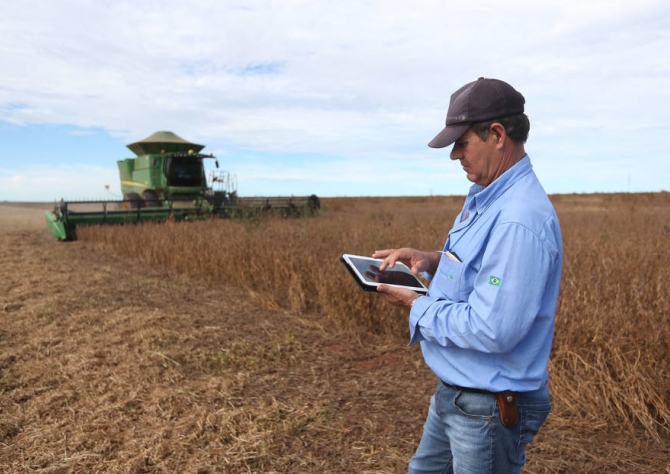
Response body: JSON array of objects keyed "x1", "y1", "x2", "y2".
[{"x1": 340, "y1": 254, "x2": 428, "y2": 293}]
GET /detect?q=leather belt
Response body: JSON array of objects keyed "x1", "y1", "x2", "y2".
[
  {"x1": 441, "y1": 380, "x2": 519, "y2": 428},
  {"x1": 441, "y1": 380, "x2": 492, "y2": 395}
]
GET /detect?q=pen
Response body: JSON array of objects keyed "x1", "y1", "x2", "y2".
[{"x1": 436, "y1": 250, "x2": 462, "y2": 262}]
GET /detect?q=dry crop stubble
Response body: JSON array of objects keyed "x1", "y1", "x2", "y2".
[
  {"x1": 1, "y1": 194, "x2": 669, "y2": 472},
  {"x1": 78, "y1": 194, "x2": 670, "y2": 470},
  {"x1": 2, "y1": 218, "x2": 431, "y2": 472},
  {"x1": 80, "y1": 196, "x2": 460, "y2": 335}
]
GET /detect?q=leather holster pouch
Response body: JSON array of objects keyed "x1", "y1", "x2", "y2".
[{"x1": 495, "y1": 391, "x2": 518, "y2": 428}]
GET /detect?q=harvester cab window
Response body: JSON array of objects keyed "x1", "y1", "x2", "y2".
[{"x1": 165, "y1": 156, "x2": 203, "y2": 187}]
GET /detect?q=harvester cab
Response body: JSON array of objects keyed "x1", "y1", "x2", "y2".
[
  {"x1": 45, "y1": 131, "x2": 320, "y2": 241},
  {"x1": 119, "y1": 131, "x2": 223, "y2": 208}
]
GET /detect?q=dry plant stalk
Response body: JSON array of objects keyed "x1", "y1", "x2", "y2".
[
  {"x1": 2, "y1": 194, "x2": 668, "y2": 473},
  {"x1": 80, "y1": 193, "x2": 670, "y2": 445}
]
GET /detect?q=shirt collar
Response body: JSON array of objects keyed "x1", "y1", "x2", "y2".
[{"x1": 470, "y1": 155, "x2": 533, "y2": 214}]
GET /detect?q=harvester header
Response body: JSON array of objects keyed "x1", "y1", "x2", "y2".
[{"x1": 45, "y1": 131, "x2": 320, "y2": 241}]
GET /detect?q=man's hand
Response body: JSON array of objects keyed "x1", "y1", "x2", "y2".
[
  {"x1": 376, "y1": 283, "x2": 421, "y2": 309},
  {"x1": 372, "y1": 248, "x2": 440, "y2": 277},
  {"x1": 364, "y1": 264, "x2": 426, "y2": 287}
]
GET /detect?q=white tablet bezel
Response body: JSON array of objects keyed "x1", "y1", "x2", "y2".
[{"x1": 340, "y1": 253, "x2": 428, "y2": 294}]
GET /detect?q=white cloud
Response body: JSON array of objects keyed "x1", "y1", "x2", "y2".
[{"x1": 0, "y1": 0, "x2": 669, "y2": 199}]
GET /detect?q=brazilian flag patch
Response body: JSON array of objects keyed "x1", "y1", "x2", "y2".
[{"x1": 489, "y1": 276, "x2": 502, "y2": 286}]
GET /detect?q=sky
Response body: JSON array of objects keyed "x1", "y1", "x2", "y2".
[{"x1": 1, "y1": 0, "x2": 669, "y2": 201}]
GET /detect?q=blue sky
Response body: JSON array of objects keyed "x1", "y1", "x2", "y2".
[{"x1": 1, "y1": 0, "x2": 668, "y2": 201}]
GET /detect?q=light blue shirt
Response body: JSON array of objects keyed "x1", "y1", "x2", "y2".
[{"x1": 410, "y1": 156, "x2": 562, "y2": 392}]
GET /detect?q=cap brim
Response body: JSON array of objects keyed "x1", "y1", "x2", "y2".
[{"x1": 427, "y1": 124, "x2": 470, "y2": 148}]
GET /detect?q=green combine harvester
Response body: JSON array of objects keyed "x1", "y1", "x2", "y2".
[{"x1": 45, "y1": 131, "x2": 320, "y2": 241}]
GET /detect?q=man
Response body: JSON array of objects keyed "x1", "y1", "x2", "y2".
[{"x1": 373, "y1": 78, "x2": 562, "y2": 473}]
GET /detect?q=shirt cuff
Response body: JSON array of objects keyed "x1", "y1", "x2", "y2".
[{"x1": 408, "y1": 296, "x2": 432, "y2": 345}]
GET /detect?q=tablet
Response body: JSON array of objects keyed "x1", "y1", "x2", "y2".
[{"x1": 340, "y1": 254, "x2": 428, "y2": 294}]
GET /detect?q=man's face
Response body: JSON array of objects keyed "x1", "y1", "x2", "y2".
[{"x1": 449, "y1": 127, "x2": 499, "y2": 187}]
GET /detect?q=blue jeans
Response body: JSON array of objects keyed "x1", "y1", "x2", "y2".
[{"x1": 408, "y1": 381, "x2": 551, "y2": 474}]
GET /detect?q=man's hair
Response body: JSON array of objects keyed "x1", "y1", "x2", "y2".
[{"x1": 471, "y1": 113, "x2": 530, "y2": 144}]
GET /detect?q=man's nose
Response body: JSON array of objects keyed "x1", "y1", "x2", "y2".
[{"x1": 450, "y1": 147, "x2": 461, "y2": 161}]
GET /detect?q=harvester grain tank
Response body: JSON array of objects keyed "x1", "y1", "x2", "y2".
[{"x1": 45, "y1": 131, "x2": 320, "y2": 241}]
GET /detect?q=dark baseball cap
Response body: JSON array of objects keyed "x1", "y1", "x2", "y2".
[{"x1": 428, "y1": 77, "x2": 525, "y2": 148}]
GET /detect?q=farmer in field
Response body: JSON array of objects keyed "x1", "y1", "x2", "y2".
[{"x1": 373, "y1": 77, "x2": 563, "y2": 473}]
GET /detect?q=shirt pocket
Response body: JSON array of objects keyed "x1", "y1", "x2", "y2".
[{"x1": 431, "y1": 254, "x2": 467, "y2": 302}]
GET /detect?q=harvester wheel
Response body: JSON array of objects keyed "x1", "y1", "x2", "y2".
[
  {"x1": 206, "y1": 191, "x2": 228, "y2": 209},
  {"x1": 308, "y1": 194, "x2": 321, "y2": 213},
  {"x1": 123, "y1": 193, "x2": 143, "y2": 209},
  {"x1": 142, "y1": 190, "x2": 161, "y2": 208}
]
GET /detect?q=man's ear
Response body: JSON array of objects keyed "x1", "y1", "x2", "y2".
[{"x1": 489, "y1": 123, "x2": 507, "y2": 149}]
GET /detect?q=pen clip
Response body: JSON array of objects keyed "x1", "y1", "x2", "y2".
[{"x1": 437, "y1": 250, "x2": 462, "y2": 262}]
